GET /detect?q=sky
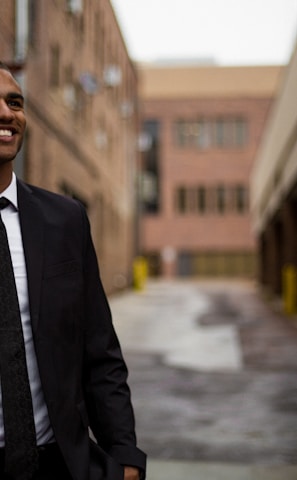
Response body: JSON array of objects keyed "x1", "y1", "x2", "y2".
[{"x1": 110, "y1": 0, "x2": 297, "y2": 66}]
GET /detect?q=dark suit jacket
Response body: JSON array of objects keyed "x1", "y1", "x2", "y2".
[{"x1": 17, "y1": 179, "x2": 146, "y2": 480}]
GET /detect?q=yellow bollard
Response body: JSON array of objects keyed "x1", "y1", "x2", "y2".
[
  {"x1": 282, "y1": 264, "x2": 297, "y2": 315},
  {"x1": 133, "y1": 256, "x2": 148, "y2": 291}
]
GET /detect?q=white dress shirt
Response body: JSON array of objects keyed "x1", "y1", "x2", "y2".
[{"x1": 0, "y1": 173, "x2": 54, "y2": 447}]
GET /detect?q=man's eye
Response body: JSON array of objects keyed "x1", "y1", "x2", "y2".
[{"x1": 8, "y1": 100, "x2": 23, "y2": 109}]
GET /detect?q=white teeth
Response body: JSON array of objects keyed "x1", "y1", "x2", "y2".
[{"x1": 0, "y1": 129, "x2": 13, "y2": 137}]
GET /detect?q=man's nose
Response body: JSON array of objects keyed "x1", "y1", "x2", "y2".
[{"x1": 0, "y1": 99, "x2": 14, "y2": 121}]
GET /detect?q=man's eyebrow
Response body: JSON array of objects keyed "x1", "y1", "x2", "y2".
[{"x1": 7, "y1": 92, "x2": 24, "y2": 101}]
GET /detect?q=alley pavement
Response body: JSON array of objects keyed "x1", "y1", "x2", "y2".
[{"x1": 109, "y1": 279, "x2": 297, "y2": 480}]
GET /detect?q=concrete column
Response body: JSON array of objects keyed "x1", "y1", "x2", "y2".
[
  {"x1": 161, "y1": 246, "x2": 177, "y2": 277},
  {"x1": 282, "y1": 197, "x2": 297, "y2": 266},
  {"x1": 259, "y1": 233, "x2": 268, "y2": 285},
  {"x1": 266, "y1": 218, "x2": 283, "y2": 295}
]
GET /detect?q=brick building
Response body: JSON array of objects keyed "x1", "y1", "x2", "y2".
[
  {"x1": 138, "y1": 63, "x2": 283, "y2": 277},
  {"x1": 0, "y1": 3, "x2": 14, "y2": 65},
  {"x1": 251, "y1": 39, "x2": 297, "y2": 311},
  {"x1": 0, "y1": 0, "x2": 139, "y2": 294}
]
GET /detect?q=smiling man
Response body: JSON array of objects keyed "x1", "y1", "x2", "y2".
[
  {"x1": 0, "y1": 62, "x2": 146, "y2": 480},
  {"x1": 0, "y1": 67, "x2": 26, "y2": 186}
]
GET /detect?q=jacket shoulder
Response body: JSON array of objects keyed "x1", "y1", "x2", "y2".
[{"x1": 18, "y1": 180, "x2": 85, "y2": 213}]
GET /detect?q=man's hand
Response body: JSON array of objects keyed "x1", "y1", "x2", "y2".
[{"x1": 124, "y1": 466, "x2": 140, "y2": 480}]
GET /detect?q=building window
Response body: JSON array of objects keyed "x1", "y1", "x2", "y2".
[
  {"x1": 195, "y1": 120, "x2": 211, "y2": 148},
  {"x1": 174, "y1": 184, "x2": 249, "y2": 215},
  {"x1": 175, "y1": 121, "x2": 187, "y2": 146},
  {"x1": 64, "y1": 64, "x2": 73, "y2": 84},
  {"x1": 66, "y1": 0, "x2": 83, "y2": 14},
  {"x1": 174, "y1": 117, "x2": 248, "y2": 149},
  {"x1": 50, "y1": 45, "x2": 60, "y2": 87},
  {"x1": 216, "y1": 185, "x2": 226, "y2": 214},
  {"x1": 235, "y1": 119, "x2": 247, "y2": 146},
  {"x1": 196, "y1": 186, "x2": 206, "y2": 213},
  {"x1": 176, "y1": 187, "x2": 187, "y2": 213},
  {"x1": 28, "y1": 0, "x2": 38, "y2": 48},
  {"x1": 141, "y1": 119, "x2": 161, "y2": 213},
  {"x1": 235, "y1": 185, "x2": 248, "y2": 213},
  {"x1": 214, "y1": 119, "x2": 225, "y2": 146}
]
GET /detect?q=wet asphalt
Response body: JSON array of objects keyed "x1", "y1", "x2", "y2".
[{"x1": 109, "y1": 279, "x2": 297, "y2": 479}]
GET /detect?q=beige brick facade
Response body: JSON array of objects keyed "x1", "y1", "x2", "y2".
[
  {"x1": 138, "y1": 64, "x2": 284, "y2": 277},
  {"x1": 0, "y1": 1, "x2": 16, "y2": 67},
  {"x1": 1, "y1": 0, "x2": 139, "y2": 294}
]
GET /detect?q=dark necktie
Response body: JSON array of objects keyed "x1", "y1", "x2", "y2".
[{"x1": 0, "y1": 197, "x2": 39, "y2": 479}]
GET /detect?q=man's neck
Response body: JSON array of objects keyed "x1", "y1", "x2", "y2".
[{"x1": 0, "y1": 162, "x2": 13, "y2": 193}]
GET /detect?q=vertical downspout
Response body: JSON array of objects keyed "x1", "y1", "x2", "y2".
[{"x1": 14, "y1": 0, "x2": 28, "y2": 179}]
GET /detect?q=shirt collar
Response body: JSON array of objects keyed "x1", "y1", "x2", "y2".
[{"x1": 1, "y1": 173, "x2": 18, "y2": 210}]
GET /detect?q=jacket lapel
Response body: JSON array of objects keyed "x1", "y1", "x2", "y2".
[{"x1": 17, "y1": 180, "x2": 45, "y2": 330}]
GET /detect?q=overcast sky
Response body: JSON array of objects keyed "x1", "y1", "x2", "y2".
[{"x1": 110, "y1": 0, "x2": 297, "y2": 65}]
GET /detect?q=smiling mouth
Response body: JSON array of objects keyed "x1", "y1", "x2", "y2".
[{"x1": 0, "y1": 129, "x2": 13, "y2": 137}]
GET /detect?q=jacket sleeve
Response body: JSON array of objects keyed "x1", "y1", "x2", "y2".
[{"x1": 79, "y1": 204, "x2": 146, "y2": 473}]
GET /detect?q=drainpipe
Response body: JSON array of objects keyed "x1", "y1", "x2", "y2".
[{"x1": 14, "y1": 0, "x2": 28, "y2": 179}]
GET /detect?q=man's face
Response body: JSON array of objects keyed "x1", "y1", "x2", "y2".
[{"x1": 0, "y1": 69, "x2": 26, "y2": 163}]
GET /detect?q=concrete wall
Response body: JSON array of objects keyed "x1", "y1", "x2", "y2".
[{"x1": 251, "y1": 40, "x2": 297, "y2": 305}]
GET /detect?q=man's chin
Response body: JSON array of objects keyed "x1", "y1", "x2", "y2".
[{"x1": 0, "y1": 155, "x2": 17, "y2": 165}]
